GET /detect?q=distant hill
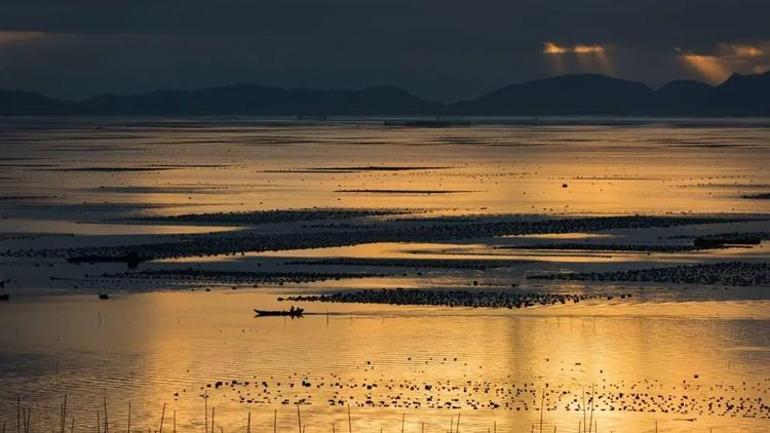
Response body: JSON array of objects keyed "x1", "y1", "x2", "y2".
[
  {"x1": 0, "y1": 89, "x2": 73, "y2": 115},
  {"x1": 1, "y1": 72, "x2": 769, "y2": 116},
  {"x1": 631, "y1": 72, "x2": 770, "y2": 116},
  {"x1": 452, "y1": 72, "x2": 770, "y2": 116},
  {"x1": 655, "y1": 80, "x2": 715, "y2": 115},
  {"x1": 0, "y1": 85, "x2": 442, "y2": 116},
  {"x1": 76, "y1": 84, "x2": 443, "y2": 116},
  {"x1": 712, "y1": 71, "x2": 770, "y2": 116},
  {"x1": 450, "y1": 74, "x2": 657, "y2": 115}
]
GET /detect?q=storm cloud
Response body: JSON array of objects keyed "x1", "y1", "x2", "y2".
[{"x1": 0, "y1": 0, "x2": 768, "y2": 101}]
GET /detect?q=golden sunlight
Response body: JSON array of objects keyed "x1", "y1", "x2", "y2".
[
  {"x1": 544, "y1": 42, "x2": 613, "y2": 75},
  {"x1": 719, "y1": 43, "x2": 764, "y2": 59},
  {"x1": 678, "y1": 52, "x2": 731, "y2": 83},
  {"x1": 543, "y1": 41, "x2": 567, "y2": 54},
  {"x1": 543, "y1": 42, "x2": 607, "y2": 55},
  {"x1": 573, "y1": 44, "x2": 606, "y2": 54}
]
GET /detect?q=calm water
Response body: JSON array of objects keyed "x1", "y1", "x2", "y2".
[
  {"x1": 1, "y1": 117, "x2": 769, "y2": 222},
  {"x1": 1, "y1": 292, "x2": 769, "y2": 433},
  {"x1": 1, "y1": 117, "x2": 769, "y2": 433}
]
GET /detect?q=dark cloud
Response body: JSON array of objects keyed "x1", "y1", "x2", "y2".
[{"x1": 0, "y1": 0, "x2": 768, "y2": 101}]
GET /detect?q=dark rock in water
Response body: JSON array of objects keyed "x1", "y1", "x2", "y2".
[
  {"x1": 98, "y1": 293, "x2": 109, "y2": 300},
  {"x1": 0, "y1": 293, "x2": 9, "y2": 301}
]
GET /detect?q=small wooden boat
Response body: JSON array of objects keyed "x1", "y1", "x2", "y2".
[
  {"x1": 254, "y1": 308, "x2": 304, "y2": 317},
  {"x1": 98, "y1": 293, "x2": 110, "y2": 300}
]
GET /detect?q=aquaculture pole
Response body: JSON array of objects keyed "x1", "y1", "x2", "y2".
[
  {"x1": 539, "y1": 390, "x2": 545, "y2": 433},
  {"x1": 347, "y1": 405, "x2": 352, "y2": 433},
  {"x1": 296, "y1": 404, "x2": 302, "y2": 433},
  {"x1": 159, "y1": 404, "x2": 166, "y2": 433}
]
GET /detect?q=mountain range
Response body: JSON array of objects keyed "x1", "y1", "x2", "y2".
[{"x1": 1, "y1": 72, "x2": 769, "y2": 116}]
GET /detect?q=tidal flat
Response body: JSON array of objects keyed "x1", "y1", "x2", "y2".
[{"x1": 1, "y1": 117, "x2": 770, "y2": 433}]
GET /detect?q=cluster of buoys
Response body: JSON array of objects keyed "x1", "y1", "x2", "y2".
[
  {"x1": 137, "y1": 208, "x2": 414, "y2": 225},
  {"x1": 284, "y1": 288, "x2": 615, "y2": 309},
  {"x1": 504, "y1": 242, "x2": 699, "y2": 253},
  {"x1": 742, "y1": 193, "x2": 770, "y2": 200},
  {"x1": 529, "y1": 261, "x2": 770, "y2": 287},
  {"x1": 692, "y1": 232, "x2": 767, "y2": 248},
  {"x1": 285, "y1": 258, "x2": 531, "y2": 270},
  {"x1": 198, "y1": 371, "x2": 770, "y2": 418},
  {"x1": 107, "y1": 269, "x2": 383, "y2": 285},
  {"x1": 1, "y1": 215, "x2": 750, "y2": 263}
]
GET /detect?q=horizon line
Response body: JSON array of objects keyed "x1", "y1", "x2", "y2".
[{"x1": 4, "y1": 70, "x2": 766, "y2": 105}]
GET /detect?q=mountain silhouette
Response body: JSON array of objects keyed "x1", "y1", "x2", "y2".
[
  {"x1": 655, "y1": 80, "x2": 715, "y2": 115},
  {"x1": 452, "y1": 72, "x2": 770, "y2": 116},
  {"x1": 712, "y1": 71, "x2": 770, "y2": 115},
  {"x1": 1, "y1": 72, "x2": 769, "y2": 116},
  {"x1": 450, "y1": 74, "x2": 656, "y2": 115},
  {"x1": 76, "y1": 84, "x2": 442, "y2": 115},
  {"x1": 0, "y1": 89, "x2": 74, "y2": 115}
]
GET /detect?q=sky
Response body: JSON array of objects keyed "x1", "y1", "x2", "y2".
[{"x1": 1, "y1": 0, "x2": 769, "y2": 102}]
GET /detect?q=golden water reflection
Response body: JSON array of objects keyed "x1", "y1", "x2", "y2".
[
  {"x1": 2, "y1": 121, "x2": 770, "y2": 224},
  {"x1": 1, "y1": 292, "x2": 769, "y2": 433}
]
